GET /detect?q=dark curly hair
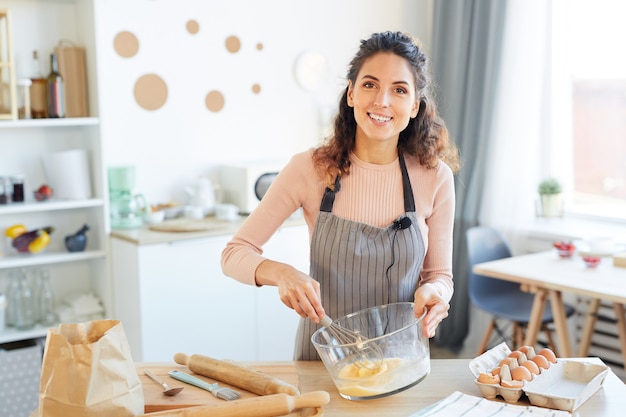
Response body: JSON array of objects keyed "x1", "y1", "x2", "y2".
[{"x1": 313, "y1": 31, "x2": 460, "y2": 187}]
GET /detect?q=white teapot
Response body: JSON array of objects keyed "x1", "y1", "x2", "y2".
[{"x1": 186, "y1": 177, "x2": 218, "y2": 216}]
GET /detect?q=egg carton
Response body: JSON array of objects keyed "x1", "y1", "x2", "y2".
[{"x1": 468, "y1": 342, "x2": 610, "y2": 412}]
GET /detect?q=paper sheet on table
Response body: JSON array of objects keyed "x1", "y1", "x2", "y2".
[{"x1": 410, "y1": 391, "x2": 571, "y2": 417}]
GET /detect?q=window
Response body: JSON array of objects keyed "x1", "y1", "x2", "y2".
[{"x1": 553, "y1": 0, "x2": 626, "y2": 221}]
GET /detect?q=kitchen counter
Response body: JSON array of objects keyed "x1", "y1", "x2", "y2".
[
  {"x1": 110, "y1": 215, "x2": 305, "y2": 245},
  {"x1": 140, "y1": 358, "x2": 626, "y2": 416}
]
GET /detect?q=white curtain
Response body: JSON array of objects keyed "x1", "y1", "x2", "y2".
[{"x1": 478, "y1": 0, "x2": 552, "y2": 254}]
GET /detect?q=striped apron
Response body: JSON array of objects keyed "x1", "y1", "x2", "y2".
[{"x1": 294, "y1": 154, "x2": 426, "y2": 360}]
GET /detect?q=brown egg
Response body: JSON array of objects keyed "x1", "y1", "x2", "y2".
[
  {"x1": 537, "y1": 347, "x2": 557, "y2": 363},
  {"x1": 508, "y1": 350, "x2": 528, "y2": 363},
  {"x1": 518, "y1": 345, "x2": 536, "y2": 359},
  {"x1": 521, "y1": 359, "x2": 540, "y2": 375},
  {"x1": 491, "y1": 366, "x2": 502, "y2": 376},
  {"x1": 498, "y1": 357, "x2": 519, "y2": 369},
  {"x1": 511, "y1": 365, "x2": 533, "y2": 382},
  {"x1": 531, "y1": 354, "x2": 551, "y2": 370}
]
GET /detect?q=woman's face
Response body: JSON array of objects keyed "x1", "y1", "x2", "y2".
[{"x1": 347, "y1": 52, "x2": 420, "y2": 146}]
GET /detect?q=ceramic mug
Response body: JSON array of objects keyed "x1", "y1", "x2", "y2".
[{"x1": 215, "y1": 203, "x2": 239, "y2": 221}]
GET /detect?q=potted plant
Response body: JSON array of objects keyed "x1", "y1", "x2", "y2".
[{"x1": 538, "y1": 178, "x2": 562, "y2": 217}]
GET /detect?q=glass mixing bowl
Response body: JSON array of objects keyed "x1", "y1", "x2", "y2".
[{"x1": 311, "y1": 302, "x2": 430, "y2": 400}]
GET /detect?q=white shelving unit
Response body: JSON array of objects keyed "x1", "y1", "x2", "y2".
[{"x1": 0, "y1": 0, "x2": 109, "y2": 346}]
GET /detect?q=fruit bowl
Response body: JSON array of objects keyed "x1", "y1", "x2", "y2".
[
  {"x1": 553, "y1": 241, "x2": 575, "y2": 259},
  {"x1": 34, "y1": 191, "x2": 53, "y2": 201},
  {"x1": 34, "y1": 185, "x2": 54, "y2": 201},
  {"x1": 582, "y1": 255, "x2": 601, "y2": 268},
  {"x1": 311, "y1": 302, "x2": 430, "y2": 400}
]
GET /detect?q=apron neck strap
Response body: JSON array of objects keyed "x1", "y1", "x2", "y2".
[
  {"x1": 320, "y1": 176, "x2": 340, "y2": 212},
  {"x1": 399, "y1": 152, "x2": 416, "y2": 213}
]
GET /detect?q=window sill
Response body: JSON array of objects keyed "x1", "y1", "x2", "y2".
[{"x1": 516, "y1": 214, "x2": 626, "y2": 254}]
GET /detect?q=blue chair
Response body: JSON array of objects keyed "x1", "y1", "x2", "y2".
[{"x1": 466, "y1": 226, "x2": 576, "y2": 355}]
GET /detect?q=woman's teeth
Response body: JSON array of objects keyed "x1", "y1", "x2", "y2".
[{"x1": 369, "y1": 113, "x2": 391, "y2": 122}]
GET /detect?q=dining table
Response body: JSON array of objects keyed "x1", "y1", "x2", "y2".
[
  {"x1": 138, "y1": 358, "x2": 626, "y2": 416},
  {"x1": 472, "y1": 250, "x2": 626, "y2": 365}
]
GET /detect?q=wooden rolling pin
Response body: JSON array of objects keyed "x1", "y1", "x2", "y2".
[
  {"x1": 174, "y1": 352, "x2": 300, "y2": 396},
  {"x1": 137, "y1": 391, "x2": 330, "y2": 417}
]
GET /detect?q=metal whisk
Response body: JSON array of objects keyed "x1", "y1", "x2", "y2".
[{"x1": 319, "y1": 315, "x2": 384, "y2": 370}]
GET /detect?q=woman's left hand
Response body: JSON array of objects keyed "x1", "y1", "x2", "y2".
[{"x1": 414, "y1": 283, "x2": 449, "y2": 338}]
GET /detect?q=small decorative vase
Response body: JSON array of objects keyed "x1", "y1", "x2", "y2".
[
  {"x1": 65, "y1": 224, "x2": 89, "y2": 252},
  {"x1": 540, "y1": 194, "x2": 562, "y2": 218}
]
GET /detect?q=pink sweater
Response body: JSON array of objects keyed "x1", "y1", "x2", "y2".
[{"x1": 221, "y1": 149, "x2": 455, "y2": 303}]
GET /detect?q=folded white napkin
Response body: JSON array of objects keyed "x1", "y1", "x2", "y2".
[{"x1": 410, "y1": 391, "x2": 571, "y2": 417}]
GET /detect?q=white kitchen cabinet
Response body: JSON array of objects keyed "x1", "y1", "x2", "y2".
[
  {"x1": 110, "y1": 223, "x2": 309, "y2": 362},
  {"x1": 0, "y1": 0, "x2": 109, "y2": 345}
]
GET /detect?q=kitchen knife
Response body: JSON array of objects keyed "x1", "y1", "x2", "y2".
[
  {"x1": 174, "y1": 352, "x2": 300, "y2": 396},
  {"x1": 135, "y1": 390, "x2": 330, "y2": 417}
]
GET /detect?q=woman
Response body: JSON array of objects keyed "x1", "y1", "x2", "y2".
[{"x1": 221, "y1": 31, "x2": 460, "y2": 360}]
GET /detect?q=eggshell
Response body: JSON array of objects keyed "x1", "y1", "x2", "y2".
[
  {"x1": 508, "y1": 350, "x2": 528, "y2": 363},
  {"x1": 538, "y1": 347, "x2": 557, "y2": 363},
  {"x1": 491, "y1": 366, "x2": 501, "y2": 376},
  {"x1": 531, "y1": 354, "x2": 551, "y2": 370},
  {"x1": 478, "y1": 372, "x2": 500, "y2": 384},
  {"x1": 501, "y1": 379, "x2": 524, "y2": 388},
  {"x1": 511, "y1": 365, "x2": 533, "y2": 381},
  {"x1": 521, "y1": 359, "x2": 540, "y2": 375},
  {"x1": 499, "y1": 364, "x2": 512, "y2": 382},
  {"x1": 498, "y1": 357, "x2": 519, "y2": 370}
]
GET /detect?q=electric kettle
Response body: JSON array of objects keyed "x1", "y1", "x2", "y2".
[{"x1": 186, "y1": 177, "x2": 218, "y2": 216}]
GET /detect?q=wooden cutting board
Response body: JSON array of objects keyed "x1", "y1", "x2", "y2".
[
  {"x1": 138, "y1": 363, "x2": 320, "y2": 416},
  {"x1": 148, "y1": 218, "x2": 230, "y2": 233}
]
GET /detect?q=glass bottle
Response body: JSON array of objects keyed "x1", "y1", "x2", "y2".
[
  {"x1": 30, "y1": 50, "x2": 47, "y2": 119},
  {"x1": 5, "y1": 271, "x2": 20, "y2": 327},
  {"x1": 11, "y1": 268, "x2": 35, "y2": 330},
  {"x1": 0, "y1": 292, "x2": 6, "y2": 332},
  {"x1": 17, "y1": 78, "x2": 32, "y2": 119},
  {"x1": 46, "y1": 53, "x2": 65, "y2": 118},
  {"x1": 36, "y1": 269, "x2": 56, "y2": 326},
  {"x1": 11, "y1": 174, "x2": 25, "y2": 203},
  {"x1": 0, "y1": 177, "x2": 11, "y2": 204}
]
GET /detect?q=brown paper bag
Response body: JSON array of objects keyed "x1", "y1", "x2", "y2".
[
  {"x1": 55, "y1": 40, "x2": 89, "y2": 117},
  {"x1": 30, "y1": 320, "x2": 144, "y2": 417}
]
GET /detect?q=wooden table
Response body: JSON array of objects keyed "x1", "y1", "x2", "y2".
[
  {"x1": 473, "y1": 251, "x2": 626, "y2": 364},
  {"x1": 141, "y1": 359, "x2": 626, "y2": 416}
]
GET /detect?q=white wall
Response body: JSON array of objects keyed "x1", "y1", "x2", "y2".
[{"x1": 93, "y1": 0, "x2": 432, "y2": 205}]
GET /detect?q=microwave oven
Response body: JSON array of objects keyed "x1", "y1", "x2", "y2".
[{"x1": 219, "y1": 160, "x2": 284, "y2": 214}]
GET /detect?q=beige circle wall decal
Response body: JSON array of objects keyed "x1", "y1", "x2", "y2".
[
  {"x1": 134, "y1": 74, "x2": 168, "y2": 111},
  {"x1": 256, "y1": 42, "x2": 264, "y2": 51},
  {"x1": 252, "y1": 84, "x2": 261, "y2": 94},
  {"x1": 225, "y1": 35, "x2": 241, "y2": 53},
  {"x1": 205, "y1": 90, "x2": 225, "y2": 112},
  {"x1": 114, "y1": 31, "x2": 139, "y2": 58},
  {"x1": 186, "y1": 19, "x2": 199, "y2": 34}
]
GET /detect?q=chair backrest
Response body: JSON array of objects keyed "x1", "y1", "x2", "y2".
[{"x1": 466, "y1": 226, "x2": 517, "y2": 307}]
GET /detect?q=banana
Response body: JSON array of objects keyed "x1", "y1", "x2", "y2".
[
  {"x1": 29, "y1": 231, "x2": 51, "y2": 253},
  {"x1": 5, "y1": 224, "x2": 27, "y2": 239}
]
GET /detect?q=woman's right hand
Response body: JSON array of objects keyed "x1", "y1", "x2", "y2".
[{"x1": 255, "y1": 260, "x2": 326, "y2": 322}]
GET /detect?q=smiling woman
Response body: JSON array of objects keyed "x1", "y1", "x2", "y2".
[{"x1": 222, "y1": 31, "x2": 461, "y2": 364}]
